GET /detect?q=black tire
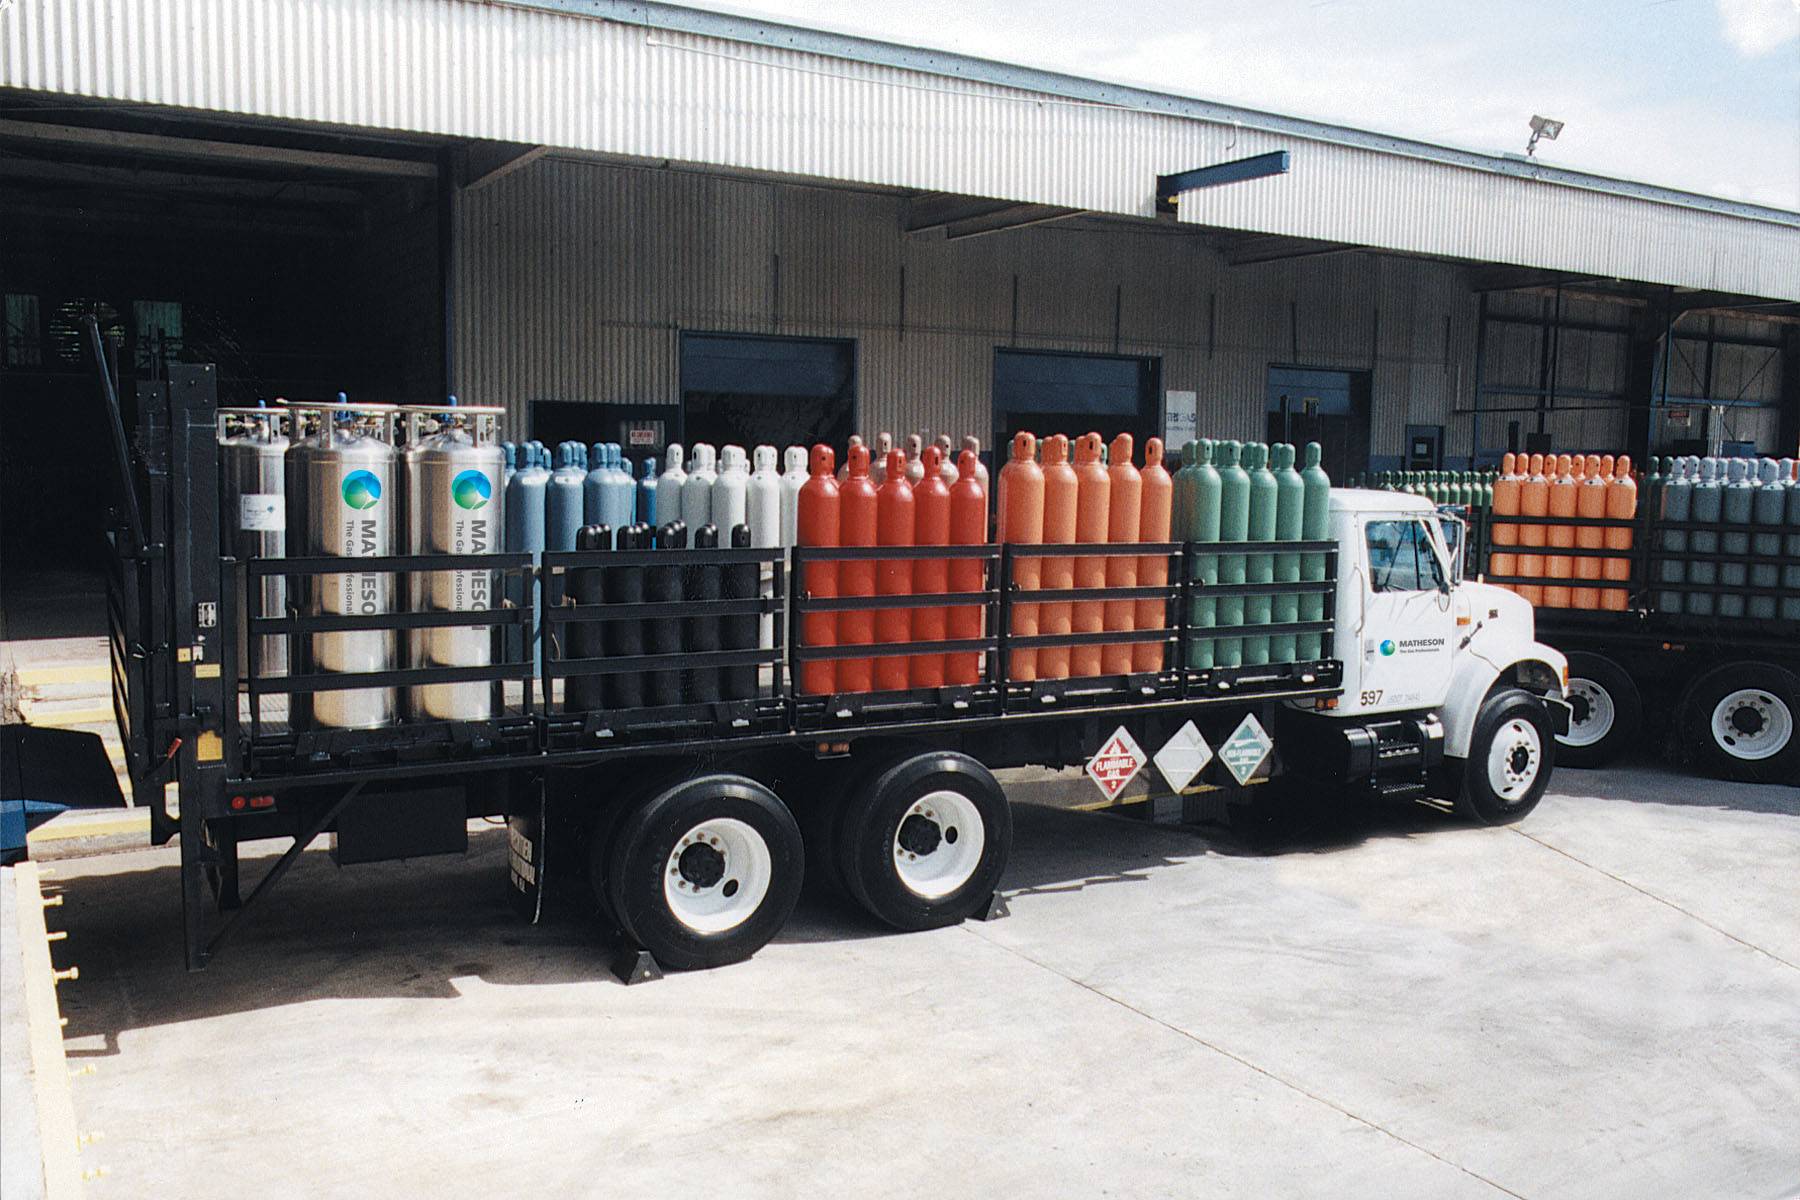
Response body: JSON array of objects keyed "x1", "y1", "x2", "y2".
[
  {"x1": 1680, "y1": 663, "x2": 1800, "y2": 785},
  {"x1": 1557, "y1": 652, "x2": 1642, "y2": 768},
  {"x1": 598, "y1": 772, "x2": 804, "y2": 971},
  {"x1": 1450, "y1": 687, "x2": 1555, "y2": 825},
  {"x1": 837, "y1": 751, "x2": 1011, "y2": 931}
]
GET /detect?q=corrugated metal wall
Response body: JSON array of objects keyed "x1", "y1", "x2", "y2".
[
  {"x1": 458, "y1": 157, "x2": 1485, "y2": 461},
  {"x1": 5, "y1": 0, "x2": 1795, "y2": 302}
]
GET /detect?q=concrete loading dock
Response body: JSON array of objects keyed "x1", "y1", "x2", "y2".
[{"x1": 18, "y1": 761, "x2": 1800, "y2": 1198}]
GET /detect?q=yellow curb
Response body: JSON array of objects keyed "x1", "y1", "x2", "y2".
[
  {"x1": 15, "y1": 664, "x2": 111, "y2": 686},
  {"x1": 14, "y1": 861, "x2": 87, "y2": 1200},
  {"x1": 27, "y1": 811, "x2": 150, "y2": 843},
  {"x1": 18, "y1": 707, "x2": 115, "y2": 728}
]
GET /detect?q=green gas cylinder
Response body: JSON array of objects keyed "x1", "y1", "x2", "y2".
[
  {"x1": 1185, "y1": 439, "x2": 1221, "y2": 669},
  {"x1": 1270, "y1": 443, "x2": 1304, "y2": 664},
  {"x1": 1242, "y1": 443, "x2": 1278, "y2": 666},
  {"x1": 1214, "y1": 441, "x2": 1250, "y2": 668},
  {"x1": 1297, "y1": 442, "x2": 1331, "y2": 661},
  {"x1": 1172, "y1": 439, "x2": 1201, "y2": 541}
]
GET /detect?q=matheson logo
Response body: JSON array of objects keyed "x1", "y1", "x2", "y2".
[
  {"x1": 451, "y1": 469, "x2": 492, "y2": 510},
  {"x1": 341, "y1": 469, "x2": 382, "y2": 510},
  {"x1": 1380, "y1": 639, "x2": 1397, "y2": 656}
]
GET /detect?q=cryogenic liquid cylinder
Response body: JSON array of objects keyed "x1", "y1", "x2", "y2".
[
  {"x1": 404, "y1": 410, "x2": 505, "y2": 722},
  {"x1": 1719, "y1": 457, "x2": 1754, "y2": 618},
  {"x1": 1185, "y1": 439, "x2": 1222, "y2": 669},
  {"x1": 903, "y1": 434, "x2": 925, "y2": 485},
  {"x1": 1517, "y1": 454, "x2": 1550, "y2": 605},
  {"x1": 797, "y1": 446, "x2": 841, "y2": 696},
  {"x1": 947, "y1": 450, "x2": 988, "y2": 686},
  {"x1": 547, "y1": 444, "x2": 586, "y2": 552},
  {"x1": 1687, "y1": 459, "x2": 1721, "y2": 616},
  {"x1": 637, "y1": 456, "x2": 659, "y2": 528},
  {"x1": 1573, "y1": 455, "x2": 1607, "y2": 610},
  {"x1": 306, "y1": 416, "x2": 398, "y2": 729},
  {"x1": 997, "y1": 433, "x2": 1045, "y2": 682},
  {"x1": 875, "y1": 450, "x2": 917, "y2": 692},
  {"x1": 722, "y1": 525, "x2": 760, "y2": 700},
  {"x1": 911, "y1": 446, "x2": 951, "y2": 689},
  {"x1": 1601, "y1": 455, "x2": 1636, "y2": 611},
  {"x1": 1656, "y1": 457, "x2": 1692, "y2": 613},
  {"x1": 1296, "y1": 442, "x2": 1331, "y2": 662},
  {"x1": 1071, "y1": 433, "x2": 1112, "y2": 678},
  {"x1": 961, "y1": 437, "x2": 990, "y2": 491},
  {"x1": 780, "y1": 446, "x2": 808, "y2": 547},
  {"x1": 837, "y1": 442, "x2": 880, "y2": 694},
  {"x1": 1038, "y1": 434, "x2": 1079, "y2": 680},
  {"x1": 714, "y1": 445, "x2": 751, "y2": 546},
  {"x1": 1242, "y1": 443, "x2": 1278, "y2": 666},
  {"x1": 1269, "y1": 443, "x2": 1303, "y2": 664},
  {"x1": 1102, "y1": 433, "x2": 1142, "y2": 676},
  {"x1": 1214, "y1": 441, "x2": 1250, "y2": 668},
  {"x1": 657, "y1": 445, "x2": 688, "y2": 532},
  {"x1": 218, "y1": 408, "x2": 291, "y2": 689},
  {"x1": 870, "y1": 433, "x2": 893, "y2": 485},
  {"x1": 1134, "y1": 438, "x2": 1173, "y2": 673},
  {"x1": 1749, "y1": 459, "x2": 1785, "y2": 620},
  {"x1": 1544, "y1": 455, "x2": 1576, "y2": 609},
  {"x1": 683, "y1": 443, "x2": 718, "y2": 532}
]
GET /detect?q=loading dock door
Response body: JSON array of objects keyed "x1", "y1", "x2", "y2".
[
  {"x1": 680, "y1": 333, "x2": 855, "y2": 451},
  {"x1": 1265, "y1": 367, "x2": 1371, "y2": 482},
  {"x1": 993, "y1": 349, "x2": 1160, "y2": 454}
]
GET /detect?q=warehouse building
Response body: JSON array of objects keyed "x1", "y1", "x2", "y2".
[{"x1": 3, "y1": 0, "x2": 1797, "y2": 578}]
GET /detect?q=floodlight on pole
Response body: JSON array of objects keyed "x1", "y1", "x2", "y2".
[{"x1": 1526, "y1": 115, "x2": 1565, "y2": 157}]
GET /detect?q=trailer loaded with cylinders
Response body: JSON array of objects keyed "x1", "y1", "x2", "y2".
[{"x1": 96, "y1": 330, "x2": 1571, "y2": 977}]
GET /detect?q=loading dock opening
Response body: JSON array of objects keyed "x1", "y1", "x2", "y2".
[{"x1": 992, "y1": 348, "x2": 1160, "y2": 458}]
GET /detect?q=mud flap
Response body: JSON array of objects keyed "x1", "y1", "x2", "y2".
[{"x1": 506, "y1": 783, "x2": 547, "y2": 924}]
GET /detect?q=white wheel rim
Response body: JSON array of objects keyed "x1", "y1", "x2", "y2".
[
  {"x1": 662, "y1": 817, "x2": 772, "y2": 935},
  {"x1": 1709, "y1": 688, "x2": 1794, "y2": 762},
  {"x1": 1559, "y1": 678, "x2": 1615, "y2": 748},
  {"x1": 891, "y1": 790, "x2": 986, "y2": 900},
  {"x1": 1486, "y1": 718, "x2": 1543, "y2": 801}
]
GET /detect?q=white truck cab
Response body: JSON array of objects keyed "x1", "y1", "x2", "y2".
[{"x1": 1283, "y1": 489, "x2": 1570, "y2": 823}]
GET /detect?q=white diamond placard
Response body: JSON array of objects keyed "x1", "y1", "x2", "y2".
[
  {"x1": 1218, "y1": 713, "x2": 1274, "y2": 785},
  {"x1": 1085, "y1": 726, "x2": 1147, "y2": 801},
  {"x1": 1153, "y1": 720, "x2": 1214, "y2": 793}
]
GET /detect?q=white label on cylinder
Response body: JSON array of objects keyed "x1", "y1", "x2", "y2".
[{"x1": 239, "y1": 493, "x2": 285, "y2": 531}]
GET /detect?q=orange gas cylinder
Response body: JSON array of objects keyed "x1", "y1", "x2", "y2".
[
  {"x1": 1071, "y1": 433, "x2": 1112, "y2": 677},
  {"x1": 1600, "y1": 454, "x2": 1615, "y2": 481},
  {"x1": 837, "y1": 442, "x2": 879, "y2": 693},
  {"x1": 1517, "y1": 453, "x2": 1549, "y2": 604},
  {"x1": 1038, "y1": 434, "x2": 1079, "y2": 680},
  {"x1": 1133, "y1": 438, "x2": 1173, "y2": 673},
  {"x1": 910, "y1": 446, "x2": 951, "y2": 689},
  {"x1": 947, "y1": 450, "x2": 988, "y2": 686},
  {"x1": 1544, "y1": 454, "x2": 1578, "y2": 607},
  {"x1": 1102, "y1": 433, "x2": 1142, "y2": 676},
  {"x1": 1490, "y1": 452, "x2": 1521, "y2": 585},
  {"x1": 1573, "y1": 453, "x2": 1607, "y2": 609},
  {"x1": 797, "y1": 445, "x2": 840, "y2": 696},
  {"x1": 875, "y1": 450, "x2": 917, "y2": 691},
  {"x1": 1602, "y1": 454, "x2": 1636, "y2": 610},
  {"x1": 997, "y1": 433, "x2": 1045, "y2": 681}
]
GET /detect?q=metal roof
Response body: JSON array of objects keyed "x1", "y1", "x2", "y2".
[{"x1": 3, "y1": 0, "x2": 1795, "y2": 300}]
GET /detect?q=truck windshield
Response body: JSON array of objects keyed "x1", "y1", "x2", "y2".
[{"x1": 1366, "y1": 519, "x2": 1447, "y2": 593}]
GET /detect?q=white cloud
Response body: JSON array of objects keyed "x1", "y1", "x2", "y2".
[{"x1": 1714, "y1": 0, "x2": 1800, "y2": 56}]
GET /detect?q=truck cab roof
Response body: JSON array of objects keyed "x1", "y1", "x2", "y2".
[{"x1": 1327, "y1": 488, "x2": 1436, "y2": 516}]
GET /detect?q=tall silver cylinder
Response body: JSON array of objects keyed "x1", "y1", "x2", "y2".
[
  {"x1": 402, "y1": 407, "x2": 506, "y2": 720},
  {"x1": 217, "y1": 409, "x2": 291, "y2": 713},
  {"x1": 292, "y1": 408, "x2": 399, "y2": 729}
]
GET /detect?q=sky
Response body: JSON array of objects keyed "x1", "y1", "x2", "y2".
[{"x1": 705, "y1": 0, "x2": 1800, "y2": 211}]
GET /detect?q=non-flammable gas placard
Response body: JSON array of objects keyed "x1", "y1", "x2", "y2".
[
  {"x1": 1219, "y1": 713, "x2": 1274, "y2": 786},
  {"x1": 1086, "y1": 726, "x2": 1146, "y2": 800}
]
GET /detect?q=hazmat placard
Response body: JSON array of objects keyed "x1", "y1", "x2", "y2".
[
  {"x1": 1218, "y1": 713, "x2": 1273, "y2": 785},
  {"x1": 1086, "y1": 726, "x2": 1146, "y2": 800},
  {"x1": 1154, "y1": 720, "x2": 1213, "y2": 793}
]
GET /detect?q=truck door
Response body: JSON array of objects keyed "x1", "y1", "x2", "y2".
[{"x1": 1339, "y1": 516, "x2": 1457, "y2": 716}]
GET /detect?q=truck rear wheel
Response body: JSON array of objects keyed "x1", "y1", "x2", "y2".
[
  {"x1": 1451, "y1": 687, "x2": 1554, "y2": 825},
  {"x1": 1681, "y1": 664, "x2": 1799, "y2": 784},
  {"x1": 597, "y1": 772, "x2": 804, "y2": 971},
  {"x1": 837, "y1": 751, "x2": 1011, "y2": 931},
  {"x1": 1557, "y1": 652, "x2": 1641, "y2": 768}
]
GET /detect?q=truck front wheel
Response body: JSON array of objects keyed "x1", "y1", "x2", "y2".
[
  {"x1": 1450, "y1": 688, "x2": 1554, "y2": 825},
  {"x1": 1557, "y1": 652, "x2": 1641, "y2": 768},
  {"x1": 1681, "y1": 664, "x2": 1799, "y2": 784},
  {"x1": 597, "y1": 772, "x2": 805, "y2": 970},
  {"x1": 838, "y1": 751, "x2": 1011, "y2": 931}
]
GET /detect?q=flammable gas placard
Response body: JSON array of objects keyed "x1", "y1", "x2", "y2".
[{"x1": 1086, "y1": 726, "x2": 1147, "y2": 801}]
